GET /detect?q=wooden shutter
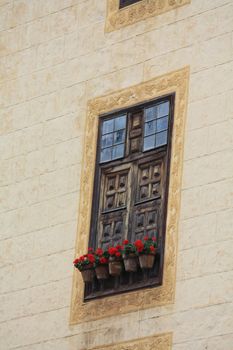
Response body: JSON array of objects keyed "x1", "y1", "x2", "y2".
[{"x1": 86, "y1": 96, "x2": 173, "y2": 300}]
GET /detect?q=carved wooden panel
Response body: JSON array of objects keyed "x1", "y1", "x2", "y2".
[
  {"x1": 129, "y1": 111, "x2": 143, "y2": 154},
  {"x1": 103, "y1": 172, "x2": 128, "y2": 211},
  {"x1": 133, "y1": 205, "x2": 159, "y2": 240},
  {"x1": 100, "y1": 213, "x2": 126, "y2": 249},
  {"x1": 137, "y1": 161, "x2": 163, "y2": 202},
  {"x1": 97, "y1": 166, "x2": 131, "y2": 249}
]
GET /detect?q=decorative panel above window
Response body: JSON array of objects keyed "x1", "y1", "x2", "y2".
[
  {"x1": 85, "y1": 96, "x2": 174, "y2": 300},
  {"x1": 106, "y1": 0, "x2": 191, "y2": 32}
]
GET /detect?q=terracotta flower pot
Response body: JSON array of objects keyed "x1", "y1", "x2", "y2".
[
  {"x1": 139, "y1": 253, "x2": 155, "y2": 269},
  {"x1": 80, "y1": 268, "x2": 95, "y2": 283},
  {"x1": 95, "y1": 264, "x2": 109, "y2": 280},
  {"x1": 109, "y1": 257, "x2": 123, "y2": 276},
  {"x1": 123, "y1": 254, "x2": 138, "y2": 272}
]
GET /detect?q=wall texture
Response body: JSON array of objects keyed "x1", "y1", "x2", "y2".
[{"x1": 0, "y1": 0, "x2": 233, "y2": 349}]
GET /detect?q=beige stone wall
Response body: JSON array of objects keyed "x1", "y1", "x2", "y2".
[{"x1": 0, "y1": 0, "x2": 233, "y2": 349}]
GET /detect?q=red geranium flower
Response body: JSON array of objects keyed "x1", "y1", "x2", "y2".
[
  {"x1": 134, "y1": 239, "x2": 144, "y2": 253},
  {"x1": 95, "y1": 248, "x2": 103, "y2": 256},
  {"x1": 150, "y1": 246, "x2": 155, "y2": 253},
  {"x1": 116, "y1": 244, "x2": 122, "y2": 250},
  {"x1": 87, "y1": 254, "x2": 95, "y2": 263},
  {"x1": 100, "y1": 257, "x2": 108, "y2": 264},
  {"x1": 152, "y1": 237, "x2": 157, "y2": 242},
  {"x1": 123, "y1": 239, "x2": 129, "y2": 245},
  {"x1": 108, "y1": 247, "x2": 117, "y2": 256},
  {"x1": 73, "y1": 258, "x2": 79, "y2": 264},
  {"x1": 144, "y1": 236, "x2": 149, "y2": 241},
  {"x1": 115, "y1": 251, "x2": 121, "y2": 258}
]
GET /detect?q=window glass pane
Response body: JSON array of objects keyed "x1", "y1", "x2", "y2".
[
  {"x1": 145, "y1": 120, "x2": 156, "y2": 136},
  {"x1": 145, "y1": 106, "x2": 157, "y2": 121},
  {"x1": 112, "y1": 144, "x2": 124, "y2": 159},
  {"x1": 114, "y1": 130, "x2": 125, "y2": 145},
  {"x1": 114, "y1": 115, "x2": 126, "y2": 130},
  {"x1": 101, "y1": 133, "x2": 113, "y2": 148},
  {"x1": 155, "y1": 131, "x2": 168, "y2": 147},
  {"x1": 157, "y1": 101, "x2": 169, "y2": 118},
  {"x1": 100, "y1": 148, "x2": 112, "y2": 163},
  {"x1": 102, "y1": 119, "x2": 114, "y2": 134},
  {"x1": 143, "y1": 135, "x2": 155, "y2": 151},
  {"x1": 156, "y1": 116, "x2": 168, "y2": 132}
]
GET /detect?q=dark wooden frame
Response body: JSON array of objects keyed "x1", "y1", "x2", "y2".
[
  {"x1": 119, "y1": 0, "x2": 142, "y2": 9},
  {"x1": 85, "y1": 94, "x2": 175, "y2": 301}
]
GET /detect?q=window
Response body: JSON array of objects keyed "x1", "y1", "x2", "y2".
[
  {"x1": 119, "y1": 0, "x2": 142, "y2": 9},
  {"x1": 85, "y1": 95, "x2": 174, "y2": 301}
]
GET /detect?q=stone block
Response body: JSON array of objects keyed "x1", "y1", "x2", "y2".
[
  {"x1": 187, "y1": 93, "x2": 227, "y2": 131},
  {"x1": 0, "y1": 307, "x2": 72, "y2": 349},
  {"x1": 77, "y1": 0, "x2": 105, "y2": 28},
  {"x1": 177, "y1": 240, "x2": 233, "y2": 281},
  {"x1": 42, "y1": 113, "x2": 80, "y2": 146},
  {"x1": 175, "y1": 271, "x2": 233, "y2": 312},
  {"x1": 87, "y1": 63, "x2": 144, "y2": 99},
  {"x1": 183, "y1": 127, "x2": 209, "y2": 160},
  {"x1": 0, "y1": 277, "x2": 72, "y2": 322},
  {"x1": 37, "y1": 36, "x2": 65, "y2": 70},
  {"x1": 53, "y1": 137, "x2": 83, "y2": 169},
  {"x1": 182, "y1": 150, "x2": 233, "y2": 189},
  {"x1": 0, "y1": 249, "x2": 73, "y2": 294},
  {"x1": 207, "y1": 120, "x2": 233, "y2": 154},
  {"x1": 216, "y1": 209, "x2": 233, "y2": 242},
  {"x1": 179, "y1": 213, "x2": 216, "y2": 251}
]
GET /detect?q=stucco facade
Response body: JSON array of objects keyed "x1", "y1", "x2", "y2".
[{"x1": 0, "y1": 0, "x2": 233, "y2": 349}]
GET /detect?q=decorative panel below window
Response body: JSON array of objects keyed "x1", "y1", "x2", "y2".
[{"x1": 86, "y1": 96, "x2": 174, "y2": 300}]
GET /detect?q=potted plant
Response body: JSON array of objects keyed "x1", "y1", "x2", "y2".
[
  {"x1": 73, "y1": 251, "x2": 95, "y2": 283},
  {"x1": 122, "y1": 239, "x2": 138, "y2": 272},
  {"x1": 134, "y1": 236, "x2": 157, "y2": 269},
  {"x1": 94, "y1": 248, "x2": 109, "y2": 280},
  {"x1": 108, "y1": 245, "x2": 123, "y2": 276}
]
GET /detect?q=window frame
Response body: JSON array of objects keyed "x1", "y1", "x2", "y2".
[
  {"x1": 119, "y1": 0, "x2": 142, "y2": 9},
  {"x1": 70, "y1": 67, "x2": 189, "y2": 325},
  {"x1": 86, "y1": 95, "x2": 174, "y2": 301}
]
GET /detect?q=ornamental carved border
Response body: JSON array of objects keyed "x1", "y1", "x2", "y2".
[
  {"x1": 70, "y1": 66, "x2": 190, "y2": 324},
  {"x1": 105, "y1": 0, "x2": 191, "y2": 32},
  {"x1": 92, "y1": 333, "x2": 172, "y2": 350}
]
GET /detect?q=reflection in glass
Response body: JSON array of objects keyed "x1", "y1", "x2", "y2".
[
  {"x1": 100, "y1": 148, "x2": 112, "y2": 162},
  {"x1": 115, "y1": 115, "x2": 126, "y2": 130},
  {"x1": 156, "y1": 131, "x2": 167, "y2": 147},
  {"x1": 101, "y1": 133, "x2": 113, "y2": 148},
  {"x1": 145, "y1": 120, "x2": 156, "y2": 136},
  {"x1": 114, "y1": 130, "x2": 125, "y2": 144},
  {"x1": 112, "y1": 144, "x2": 124, "y2": 159},
  {"x1": 157, "y1": 101, "x2": 169, "y2": 117},
  {"x1": 102, "y1": 119, "x2": 114, "y2": 134},
  {"x1": 145, "y1": 106, "x2": 157, "y2": 121},
  {"x1": 157, "y1": 116, "x2": 168, "y2": 132},
  {"x1": 143, "y1": 135, "x2": 155, "y2": 151}
]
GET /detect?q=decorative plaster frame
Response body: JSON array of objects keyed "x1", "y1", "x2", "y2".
[
  {"x1": 105, "y1": 0, "x2": 191, "y2": 32},
  {"x1": 70, "y1": 66, "x2": 189, "y2": 324},
  {"x1": 91, "y1": 333, "x2": 173, "y2": 350}
]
